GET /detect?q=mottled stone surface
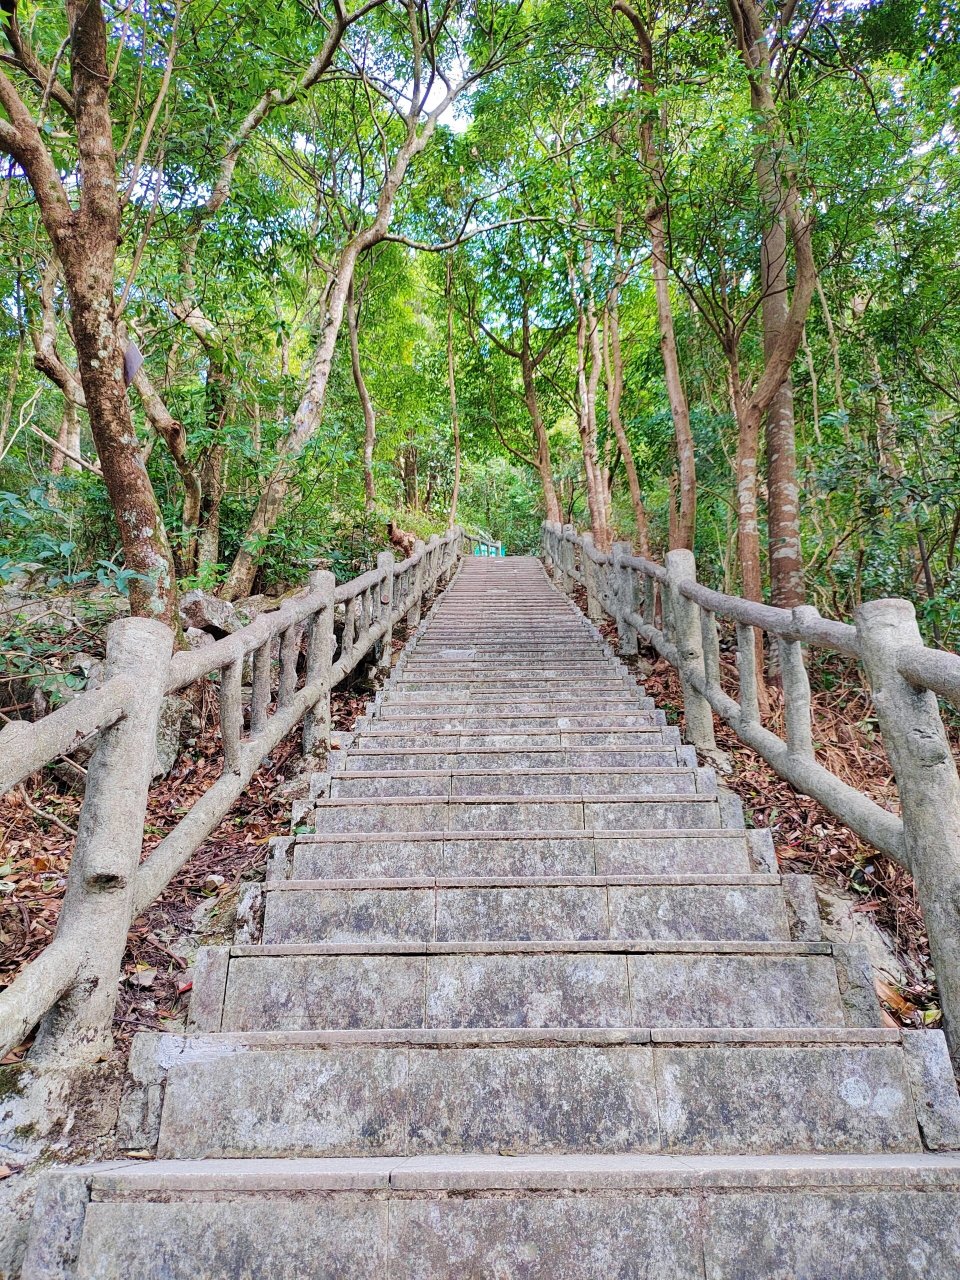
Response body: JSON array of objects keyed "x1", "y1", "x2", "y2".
[
  {"x1": 75, "y1": 1199, "x2": 389, "y2": 1279},
  {"x1": 406, "y1": 1046, "x2": 659, "y2": 1153},
  {"x1": 331, "y1": 775, "x2": 450, "y2": 799},
  {"x1": 464, "y1": 733, "x2": 568, "y2": 749},
  {"x1": 450, "y1": 771, "x2": 697, "y2": 797},
  {"x1": 627, "y1": 954, "x2": 845, "y2": 1027},
  {"x1": 656, "y1": 1046, "x2": 920, "y2": 1154},
  {"x1": 562, "y1": 728, "x2": 680, "y2": 747},
  {"x1": 586, "y1": 799, "x2": 722, "y2": 831},
  {"x1": 436, "y1": 885, "x2": 609, "y2": 941},
  {"x1": 609, "y1": 885, "x2": 789, "y2": 942},
  {"x1": 407, "y1": 1044, "x2": 660, "y2": 1157},
  {"x1": 442, "y1": 837, "x2": 596, "y2": 877},
  {"x1": 446, "y1": 800, "x2": 584, "y2": 831},
  {"x1": 900, "y1": 1030, "x2": 960, "y2": 1150},
  {"x1": 264, "y1": 888, "x2": 436, "y2": 944},
  {"x1": 222, "y1": 955, "x2": 426, "y2": 1031},
  {"x1": 292, "y1": 839, "x2": 444, "y2": 879},
  {"x1": 595, "y1": 835, "x2": 753, "y2": 875},
  {"x1": 702, "y1": 1191, "x2": 960, "y2": 1278},
  {"x1": 389, "y1": 1194, "x2": 703, "y2": 1279},
  {"x1": 313, "y1": 801, "x2": 448, "y2": 833},
  {"x1": 158, "y1": 1050, "x2": 409, "y2": 1158},
  {"x1": 425, "y1": 953, "x2": 630, "y2": 1027}
]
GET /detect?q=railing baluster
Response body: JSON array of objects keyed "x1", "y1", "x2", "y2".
[
  {"x1": 665, "y1": 549, "x2": 717, "y2": 753},
  {"x1": 278, "y1": 624, "x2": 300, "y2": 709},
  {"x1": 221, "y1": 658, "x2": 244, "y2": 772},
  {"x1": 701, "y1": 608, "x2": 722, "y2": 694},
  {"x1": 250, "y1": 641, "x2": 272, "y2": 736},
  {"x1": 304, "y1": 570, "x2": 335, "y2": 755},
  {"x1": 736, "y1": 622, "x2": 760, "y2": 724},
  {"x1": 779, "y1": 631, "x2": 814, "y2": 758}
]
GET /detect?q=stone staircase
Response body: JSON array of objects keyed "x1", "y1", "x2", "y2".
[{"x1": 24, "y1": 556, "x2": 960, "y2": 1277}]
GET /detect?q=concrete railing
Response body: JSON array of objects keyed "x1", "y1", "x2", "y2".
[
  {"x1": 543, "y1": 519, "x2": 960, "y2": 1061},
  {"x1": 0, "y1": 529, "x2": 463, "y2": 1064}
]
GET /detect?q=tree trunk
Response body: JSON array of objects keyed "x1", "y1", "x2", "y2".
[
  {"x1": 729, "y1": 0, "x2": 812, "y2": 608},
  {"x1": 757, "y1": 96, "x2": 802, "y2": 608},
  {"x1": 614, "y1": 0, "x2": 697, "y2": 552},
  {"x1": 520, "y1": 303, "x2": 561, "y2": 522},
  {"x1": 728, "y1": 349, "x2": 764, "y2": 606},
  {"x1": 0, "y1": 1, "x2": 179, "y2": 624},
  {"x1": 347, "y1": 279, "x2": 377, "y2": 513},
  {"x1": 50, "y1": 400, "x2": 81, "y2": 476},
  {"x1": 445, "y1": 256, "x2": 461, "y2": 529},
  {"x1": 604, "y1": 293, "x2": 651, "y2": 556}
]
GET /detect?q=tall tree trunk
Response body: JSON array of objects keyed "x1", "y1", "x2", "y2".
[
  {"x1": 0, "y1": 1, "x2": 178, "y2": 624},
  {"x1": 50, "y1": 400, "x2": 81, "y2": 476},
  {"x1": 604, "y1": 286, "x2": 652, "y2": 556},
  {"x1": 727, "y1": 344, "x2": 763, "y2": 606},
  {"x1": 445, "y1": 256, "x2": 461, "y2": 529},
  {"x1": 574, "y1": 302, "x2": 608, "y2": 546},
  {"x1": 347, "y1": 280, "x2": 377, "y2": 513},
  {"x1": 520, "y1": 302, "x2": 561, "y2": 522},
  {"x1": 614, "y1": 0, "x2": 697, "y2": 551},
  {"x1": 757, "y1": 82, "x2": 802, "y2": 607},
  {"x1": 729, "y1": 0, "x2": 809, "y2": 608},
  {"x1": 727, "y1": 340, "x2": 770, "y2": 713}
]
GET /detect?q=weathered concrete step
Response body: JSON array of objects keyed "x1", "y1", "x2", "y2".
[
  {"x1": 378, "y1": 700, "x2": 653, "y2": 718},
  {"x1": 309, "y1": 795, "x2": 728, "y2": 834},
  {"x1": 399, "y1": 670, "x2": 624, "y2": 680},
  {"x1": 259, "y1": 877, "x2": 790, "y2": 943},
  {"x1": 145, "y1": 1033, "x2": 930, "y2": 1160},
  {"x1": 355, "y1": 727, "x2": 680, "y2": 750},
  {"x1": 343, "y1": 747, "x2": 691, "y2": 771},
  {"x1": 197, "y1": 941, "x2": 845, "y2": 1032},
  {"x1": 326, "y1": 768, "x2": 707, "y2": 800},
  {"x1": 27, "y1": 1144, "x2": 960, "y2": 1280},
  {"x1": 391, "y1": 680, "x2": 640, "y2": 691},
  {"x1": 288, "y1": 829, "x2": 763, "y2": 879},
  {"x1": 374, "y1": 709, "x2": 661, "y2": 728},
  {"x1": 30, "y1": 1154, "x2": 960, "y2": 1279},
  {"x1": 408, "y1": 648, "x2": 608, "y2": 659},
  {"x1": 385, "y1": 690, "x2": 646, "y2": 706}
]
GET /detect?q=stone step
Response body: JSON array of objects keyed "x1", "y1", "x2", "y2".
[
  {"x1": 193, "y1": 941, "x2": 846, "y2": 1033},
  {"x1": 377, "y1": 700, "x2": 654, "y2": 718},
  {"x1": 258, "y1": 876, "x2": 790, "y2": 944},
  {"x1": 287, "y1": 830, "x2": 763, "y2": 879},
  {"x1": 137, "y1": 1029, "x2": 933, "y2": 1161},
  {"x1": 354, "y1": 727, "x2": 680, "y2": 750},
  {"x1": 326, "y1": 768, "x2": 707, "y2": 800},
  {"x1": 399, "y1": 670, "x2": 624, "y2": 680},
  {"x1": 30, "y1": 1154, "x2": 960, "y2": 1280},
  {"x1": 309, "y1": 795, "x2": 729, "y2": 834},
  {"x1": 384, "y1": 689, "x2": 646, "y2": 705},
  {"x1": 343, "y1": 747, "x2": 691, "y2": 770},
  {"x1": 373, "y1": 709, "x2": 662, "y2": 728},
  {"x1": 391, "y1": 675, "x2": 640, "y2": 686}
]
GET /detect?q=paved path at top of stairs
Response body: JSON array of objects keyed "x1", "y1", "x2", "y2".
[{"x1": 23, "y1": 556, "x2": 960, "y2": 1278}]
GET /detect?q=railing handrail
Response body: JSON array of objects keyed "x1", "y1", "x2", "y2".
[
  {"x1": 0, "y1": 528, "x2": 463, "y2": 1063},
  {"x1": 542, "y1": 519, "x2": 960, "y2": 1064}
]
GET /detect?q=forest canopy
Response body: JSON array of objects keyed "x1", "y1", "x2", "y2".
[{"x1": 1, "y1": 0, "x2": 959, "y2": 642}]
